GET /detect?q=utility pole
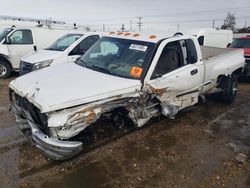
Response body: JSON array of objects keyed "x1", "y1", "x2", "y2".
[
  {"x1": 130, "y1": 20, "x2": 132, "y2": 31},
  {"x1": 137, "y1": 17, "x2": 143, "y2": 31},
  {"x1": 102, "y1": 24, "x2": 105, "y2": 32},
  {"x1": 212, "y1": 19, "x2": 215, "y2": 28}
]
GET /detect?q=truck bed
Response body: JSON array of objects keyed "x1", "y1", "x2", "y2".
[
  {"x1": 200, "y1": 46, "x2": 245, "y2": 95},
  {"x1": 200, "y1": 46, "x2": 235, "y2": 60}
]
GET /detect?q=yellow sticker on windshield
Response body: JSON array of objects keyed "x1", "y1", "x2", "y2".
[{"x1": 130, "y1": 66, "x2": 143, "y2": 78}]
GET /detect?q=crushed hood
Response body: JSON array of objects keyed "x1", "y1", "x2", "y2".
[
  {"x1": 21, "y1": 50, "x2": 63, "y2": 64},
  {"x1": 9, "y1": 63, "x2": 141, "y2": 113}
]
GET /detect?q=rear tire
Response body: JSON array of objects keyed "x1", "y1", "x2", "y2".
[
  {"x1": 221, "y1": 75, "x2": 238, "y2": 104},
  {"x1": 0, "y1": 60, "x2": 12, "y2": 79}
]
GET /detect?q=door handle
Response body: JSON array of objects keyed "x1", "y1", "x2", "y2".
[{"x1": 190, "y1": 69, "x2": 198, "y2": 75}]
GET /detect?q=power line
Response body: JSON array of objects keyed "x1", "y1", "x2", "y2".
[
  {"x1": 79, "y1": 6, "x2": 250, "y2": 23},
  {"x1": 143, "y1": 16, "x2": 250, "y2": 24},
  {"x1": 141, "y1": 6, "x2": 250, "y2": 18},
  {"x1": 87, "y1": 16, "x2": 250, "y2": 27}
]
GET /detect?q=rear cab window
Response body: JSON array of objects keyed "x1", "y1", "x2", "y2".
[{"x1": 198, "y1": 36, "x2": 204, "y2": 46}]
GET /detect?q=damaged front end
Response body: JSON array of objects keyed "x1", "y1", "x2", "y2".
[
  {"x1": 10, "y1": 89, "x2": 157, "y2": 159},
  {"x1": 9, "y1": 91, "x2": 82, "y2": 160}
]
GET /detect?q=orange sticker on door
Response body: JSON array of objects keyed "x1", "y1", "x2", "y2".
[{"x1": 130, "y1": 66, "x2": 143, "y2": 78}]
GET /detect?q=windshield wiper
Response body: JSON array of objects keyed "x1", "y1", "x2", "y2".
[
  {"x1": 90, "y1": 65, "x2": 112, "y2": 75},
  {"x1": 45, "y1": 48, "x2": 63, "y2": 51}
]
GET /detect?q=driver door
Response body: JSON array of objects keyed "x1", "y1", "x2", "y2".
[
  {"x1": 6, "y1": 29, "x2": 35, "y2": 69},
  {"x1": 145, "y1": 38, "x2": 203, "y2": 117}
]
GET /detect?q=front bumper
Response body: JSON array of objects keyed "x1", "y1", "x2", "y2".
[{"x1": 13, "y1": 106, "x2": 83, "y2": 160}]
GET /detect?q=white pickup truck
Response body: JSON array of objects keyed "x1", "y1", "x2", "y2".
[
  {"x1": 9, "y1": 32, "x2": 245, "y2": 160},
  {"x1": 19, "y1": 33, "x2": 101, "y2": 75}
]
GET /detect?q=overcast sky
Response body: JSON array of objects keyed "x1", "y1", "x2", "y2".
[{"x1": 0, "y1": 0, "x2": 249, "y2": 32}]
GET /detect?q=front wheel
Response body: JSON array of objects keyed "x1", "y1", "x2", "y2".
[
  {"x1": 221, "y1": 75, "x2": 238, "y2": 104},
  {"x1": 0, "y1": 60, "x2": 12, "y2": 79}
]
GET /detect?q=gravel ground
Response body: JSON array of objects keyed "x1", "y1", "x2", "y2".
[{"x1": 0, "y1": 76, "x2": 249, "y2": 188}]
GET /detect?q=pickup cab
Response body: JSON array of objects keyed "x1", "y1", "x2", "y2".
[{"x1": 9, "y1": 32, "x2": 245, "y2": 160}]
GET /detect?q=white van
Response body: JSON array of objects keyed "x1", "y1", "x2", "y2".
[
  {"x1": 19, "y1": 32, "x2": 101, "y2": 75},
  {"x1": 0, "y1": 26, "x2": 85, "y2": 78},
  {"x1": 197, "y1": 29, "x2": 233, "y2": 48}
]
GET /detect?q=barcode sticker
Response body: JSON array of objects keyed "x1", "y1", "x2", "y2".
[{"x1": 129, "y1": 44, "x2": 148, "y2": 52}]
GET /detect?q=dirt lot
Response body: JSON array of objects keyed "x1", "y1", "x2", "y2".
[{"x1": 0, "y1": 76, "x2": 250, "y2": 188}]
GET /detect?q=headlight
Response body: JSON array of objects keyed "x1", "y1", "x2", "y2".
[{"x1": 32, "y1": 59, "x2": 53, "y2": 71}]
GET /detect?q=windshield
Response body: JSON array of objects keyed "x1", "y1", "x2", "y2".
[
  {"x1": 0, "y1": 28, "x2": 13, "y2": 42},
  {"x1": 230, "y1": 38, "x2": 250, "y2": 48},
  {"x1": 77, "y1": 37, "x2": 156, "y2": 79},
  {"x1": 46, "y1": 34, "x2": 83, "y2": 51}
]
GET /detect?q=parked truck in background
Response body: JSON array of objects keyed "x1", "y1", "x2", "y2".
[
  {"x1": 9, "y1": 32, "x2": 245, "y2": 160},
  {"x1": 197, "y1": 28, "x2": 233, "y2": 48},
  {"x1": 229, "y1": 36, "x2": 250, "y2": 81},
  {"x1": 0, "y1": 25, "x2": 86, "y2": 78},
  {"x1": 19, "y1": 32, "x2": 101, "y2": 75}
]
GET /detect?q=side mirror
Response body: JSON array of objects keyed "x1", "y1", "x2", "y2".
[
  {"x1": 5, "y1": 36, "x2": 11, "y2": 44},
  {"x1": 227, "y1": 43, "x2": 231, "y2": 48},
  {"x1": 76, "y1": 57, "x2": 81, "y2": 62}
]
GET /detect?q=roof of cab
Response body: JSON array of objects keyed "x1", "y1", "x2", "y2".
[{"x1": 103, "y1": 31, "x2": 175, "y2": 43}]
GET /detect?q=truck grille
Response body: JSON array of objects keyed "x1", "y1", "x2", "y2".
[
  {"x1": 19, "y1": 61, "x2": 33, "y2": 75},
  {"x1": 15, "y1": 94, "x2": 49, "y2": 135}
]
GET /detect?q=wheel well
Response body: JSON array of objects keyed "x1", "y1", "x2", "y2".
[
  {"x1": 216, "y1": 74, "x2": 230, "y2": 89},
  {"x1": 216, "y1": 68, "x2": 242, "y2": 89},
  {"x1": 232, "y1": 68, "x2": 243, "y2": 77},
  {"x1": 0, "y1": 55, "x2": 12, "y2": 70},
  {"x1": 101, "y1": 106, "x2": 134, "y2": 125}
]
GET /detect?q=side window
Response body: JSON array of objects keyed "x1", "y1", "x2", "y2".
[
  {"x1": 151, "y1": 39, "x2": 198, "y2": 79},
  {"x1": 152, "y1": 40, "x2": 184, "y2": 79},
  {"x1": 69, "y1": 35, "x2": 100, "y2": 56},
  {"x1": 9, "y1": 30, "x2": 33, "y2": 44}
]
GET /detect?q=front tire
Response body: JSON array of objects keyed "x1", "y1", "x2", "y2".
[
  {"x1": 0, "y1": 60, "x2": 12, "y2": 79},
  {"x1": 221, "y1": 75, "x2": 238, "y2": 104}
]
